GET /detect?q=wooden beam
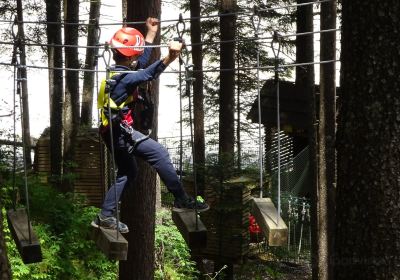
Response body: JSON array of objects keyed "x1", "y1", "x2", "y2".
[
  {"x1": 172, "y1": 210, "x2": 207, "y2": 249},
  {"x1": 251, "y1": 197, "x2": 288, "y2": 246},
  {"x1": 90, "y1": 227, "x2": 128, "y2": 261},
  {"x1": 6, "y1": 208, "x2": 42, "y2": 264}
]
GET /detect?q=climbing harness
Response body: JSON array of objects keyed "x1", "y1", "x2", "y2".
[{"x1": 97, "y1": 49, "x2": 151, "y2": 154}]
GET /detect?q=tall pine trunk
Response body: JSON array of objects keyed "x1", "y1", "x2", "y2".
[
  {"x1": 318, "y1": 1, "x2": 337, "y2": 279},
  {"x1": 46, "y1": 0, "x2": 64, "y2": 183},
  {"x1": 218, "y1": 0, "x2": 236, "y2": 173},
  {"x1": 120, "y1": 1, "x2": 161, "y2": 279},
  {"x1": 190, "y1": 0, "x2": 206, "y2": 196},
  {"x1": 63, "y1": 0, "x2": 80, "y2": 192},
  {"x1": 295, "y1": 1, "x2": 317, "y2": 279},
  {"x1": 216, "y1": 1, "x2": 237, "y2": 278},
  {"x1": 16, "y1": 0, "x2": 32, "y2": 168},
  {"x1": 81, "y1": 0, "x2": 101, "y2": 126},
  {"x1": 335, "y1": 1, "x2": 400, "y2": 279}
]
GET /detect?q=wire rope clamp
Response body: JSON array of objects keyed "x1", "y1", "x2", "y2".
[{"x1": 6, "y1": 208, "x2": 43, "y2": 264}]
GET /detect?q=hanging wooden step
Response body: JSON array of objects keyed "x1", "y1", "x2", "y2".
[
  {"x1": 90, "y1": 227, "x2": 128, "y2": 261},
  {"x1": 6, "y1": 208, "x2": 42, "y2": 264},
  {"x1": 172, "y1": 210, "x2": 207, "y2": 249},
  {"x1": 251, "y1": 197, "x2": 288, "y2": 246}
]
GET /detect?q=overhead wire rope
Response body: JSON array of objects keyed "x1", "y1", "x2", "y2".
[
  {"x1": 176, "y1": 13, "x2": 200, "y2": 230},
  {"x1": 0, "y1": 59, "x2": 340, "y2": 74},
  {"x1": 11, "y1": 19, "x2": 33, "y2": 243},
  {"x1": 0, "y1": 28, "x2": 340, "y2": 50},
  {"x1": 0, "y1": 0, "x2": 332, "y2": 26},
  {"x1": 251, "y1": 8, "x2": 264, "y2": 199},
  {"x1": 271, "y1": 32, "x2": 282, "y2": 226},
  {"x1": 102, "y1": 45, "x2": 121, "y2": 239},
  {"x1": 176, "y1": 15, "x2": 185, "y2": 184},
  {"x1": 184, "y1": 42, "x2": 200, "y2": 231}
]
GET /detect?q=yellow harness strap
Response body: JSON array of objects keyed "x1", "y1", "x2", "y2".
[{"x1": 98, "y1": 72, "x2": 134, "y2": 126}]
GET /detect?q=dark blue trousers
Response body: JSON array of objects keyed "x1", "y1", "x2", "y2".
[{"x1": 100, "y1": 126, "x2": 186, "y2": 216}]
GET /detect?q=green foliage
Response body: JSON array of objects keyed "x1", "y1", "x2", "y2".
[
  {"x1": 235, "y1": 260, "x2": 283, "y2": 280},
  {"x1": 155, "y1": 209, "x2": 198, "y2": 280},
  {"x1": 2, "y1": 176, "x2": 117, "y2": 280}
]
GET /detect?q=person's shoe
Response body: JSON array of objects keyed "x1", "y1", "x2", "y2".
[
  {"x1": 173, "y1": 196, "x2": 210, "y2": 213},
  {"x1": 91, "y1": 214, "x2": 129, "y2": 233}
]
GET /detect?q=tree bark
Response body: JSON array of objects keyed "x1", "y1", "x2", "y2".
[
  {"x1": 190, "y1": 0, "x2": 206, "y2": 196},
  {"x1": 16, "y1": 0, "x2": 32, "y2": 168},
  {"x1": 81, "y1": 0, "x2": 101, "y2": 126},
  {"x1": 63, "y1": 0, "x2": 80, "y2": 192},
  {"x1": 318, "y1": 1, "x2": 337, "y2": 280},
  {"x1": 120, "y1": 1, "x2": 161, "y2": 279},
  {"x1": 295, "y1": 1, "x2": 317, "y2": 279},
  {"x1": 335, "y1": 1, "x2": 400, "y2": 279},
  {"x1": 46, "y1": 0, "x2": 64, "y2": 183},
  {"x1": 218, "y1": 0, "x2": 236, "y2": 174}
]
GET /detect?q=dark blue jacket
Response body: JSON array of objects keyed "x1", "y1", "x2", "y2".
[{"x1": 109, "y1": 46, "x2": 166, "y2": 106}]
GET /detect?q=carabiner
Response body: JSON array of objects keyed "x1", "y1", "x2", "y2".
[
  {"x1": 251, "y1": 6, "x2": 261, "y2": 37},
  {"x1": 175, "y1": 13, "x2": 185, "y2": 39},
  {"x1": 271, "y1": 31, "x2": 282, "y2": 60}
]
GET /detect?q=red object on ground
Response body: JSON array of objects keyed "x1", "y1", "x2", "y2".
[
  {"x1": 249, "y1": 214, "x2": 263, "y2": 243},
  {"x1": 249, "y1": 215, "x2": 261, "y2": 233}
]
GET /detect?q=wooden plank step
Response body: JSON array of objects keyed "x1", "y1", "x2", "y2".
[
  {"x1": 172, "y1": 210, "x2": 207, "y2": 249},
  {"x1": 6, "y1": 208, "x2": 42, "y2": 264},
  {"x1": 90, "y1": 227, "x2": 128, "y2": 260},
  {"x1": 251, "y1": 197, "x2": 288, "y2": 246}
]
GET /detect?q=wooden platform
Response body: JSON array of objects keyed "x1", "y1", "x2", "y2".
[
  {"x1": 90, "y1": 227, "x2": 128, "y2": 260},
  {"x1": 172, "y1": 210, "x2": 207, "y2": 249},
  {"x1": 6, "y1": 208, "x2": 42, "y2": 264},
  {"x1": 251, "y1": 197, "x2": 288, "y2": 246}
]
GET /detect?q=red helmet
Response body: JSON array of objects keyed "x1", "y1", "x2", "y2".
[{"x1": 110, "y1": 27, "x2": 145, "y2": 57}]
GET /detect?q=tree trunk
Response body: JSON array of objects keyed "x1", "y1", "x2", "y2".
[
  {"x1": 16, "y1": 0, "x2": 32, "y2": 168},
  {"x1": 46, "y1": 0, "x2": 64, "y2": 183},
  {"x1": 218, "y1": 0, "x2": 236, "y2": 174},
  {"x1": 63, "y1": 0, "x2": 80, "y2": 192},
  {"x1": 190, "y1": 0, "x2": 206, "y2": 196},
  {"x1": 0, "y1": 207, "x2": 11, "y2": 280},
  {"x1": 335, "y1": 1, "x2": 400, "y2": 279},
  {"x1": 81, "y1": 0, "x2": 101, "y2": 126},
  {"x1": 318, "y1": 1, "x2": 337, "y2": 280},
  {"x1": 120, "y1": 1, "x2": 161, "y2": 279},
  {"x1": 216, "y1": 1, "x2": 237, "y2": 278},
  {"x1": 295, "y1": 1, "x2": 317, "y2": 279}
]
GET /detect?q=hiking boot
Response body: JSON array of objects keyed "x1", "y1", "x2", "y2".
[
  {"x1": 91, "y1": 214, "x2": 129, "y2": 233},
  {"x1": 173, "y1": 196, "x2": 210, "y2": 213}
]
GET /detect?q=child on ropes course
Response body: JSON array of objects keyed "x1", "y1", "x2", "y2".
[{"x1": 91, "y1": 17, "x2": 209, "y2": 233}]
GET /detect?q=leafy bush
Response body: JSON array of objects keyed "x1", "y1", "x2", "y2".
[
  {"x1": 2, "y1": 174, "x2": 200, "y2": 279},
  {"x1": 155, "y1": 209, "x2": 199, "y2": 280},
  {"x1": 2, "y1": 177, "x2": 117, "y2": 280}
]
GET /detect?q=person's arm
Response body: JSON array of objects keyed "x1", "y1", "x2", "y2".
[
  {"x1": 162, "y1": 41, "x2": 183, "y2": 67},
  {"x1": 145, "y1": 17, "x2": 158, "y2": 44},
  {"x1": 119, "y1": 40, "x2": 183, "y2": 97},
  {"x1": 137, "y1": 17, "x2": 159, "y2": 69}
]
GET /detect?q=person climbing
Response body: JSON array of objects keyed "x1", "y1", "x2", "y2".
[{"x1": 91, "y1": 17, "x2": 209, "y2": 233}]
